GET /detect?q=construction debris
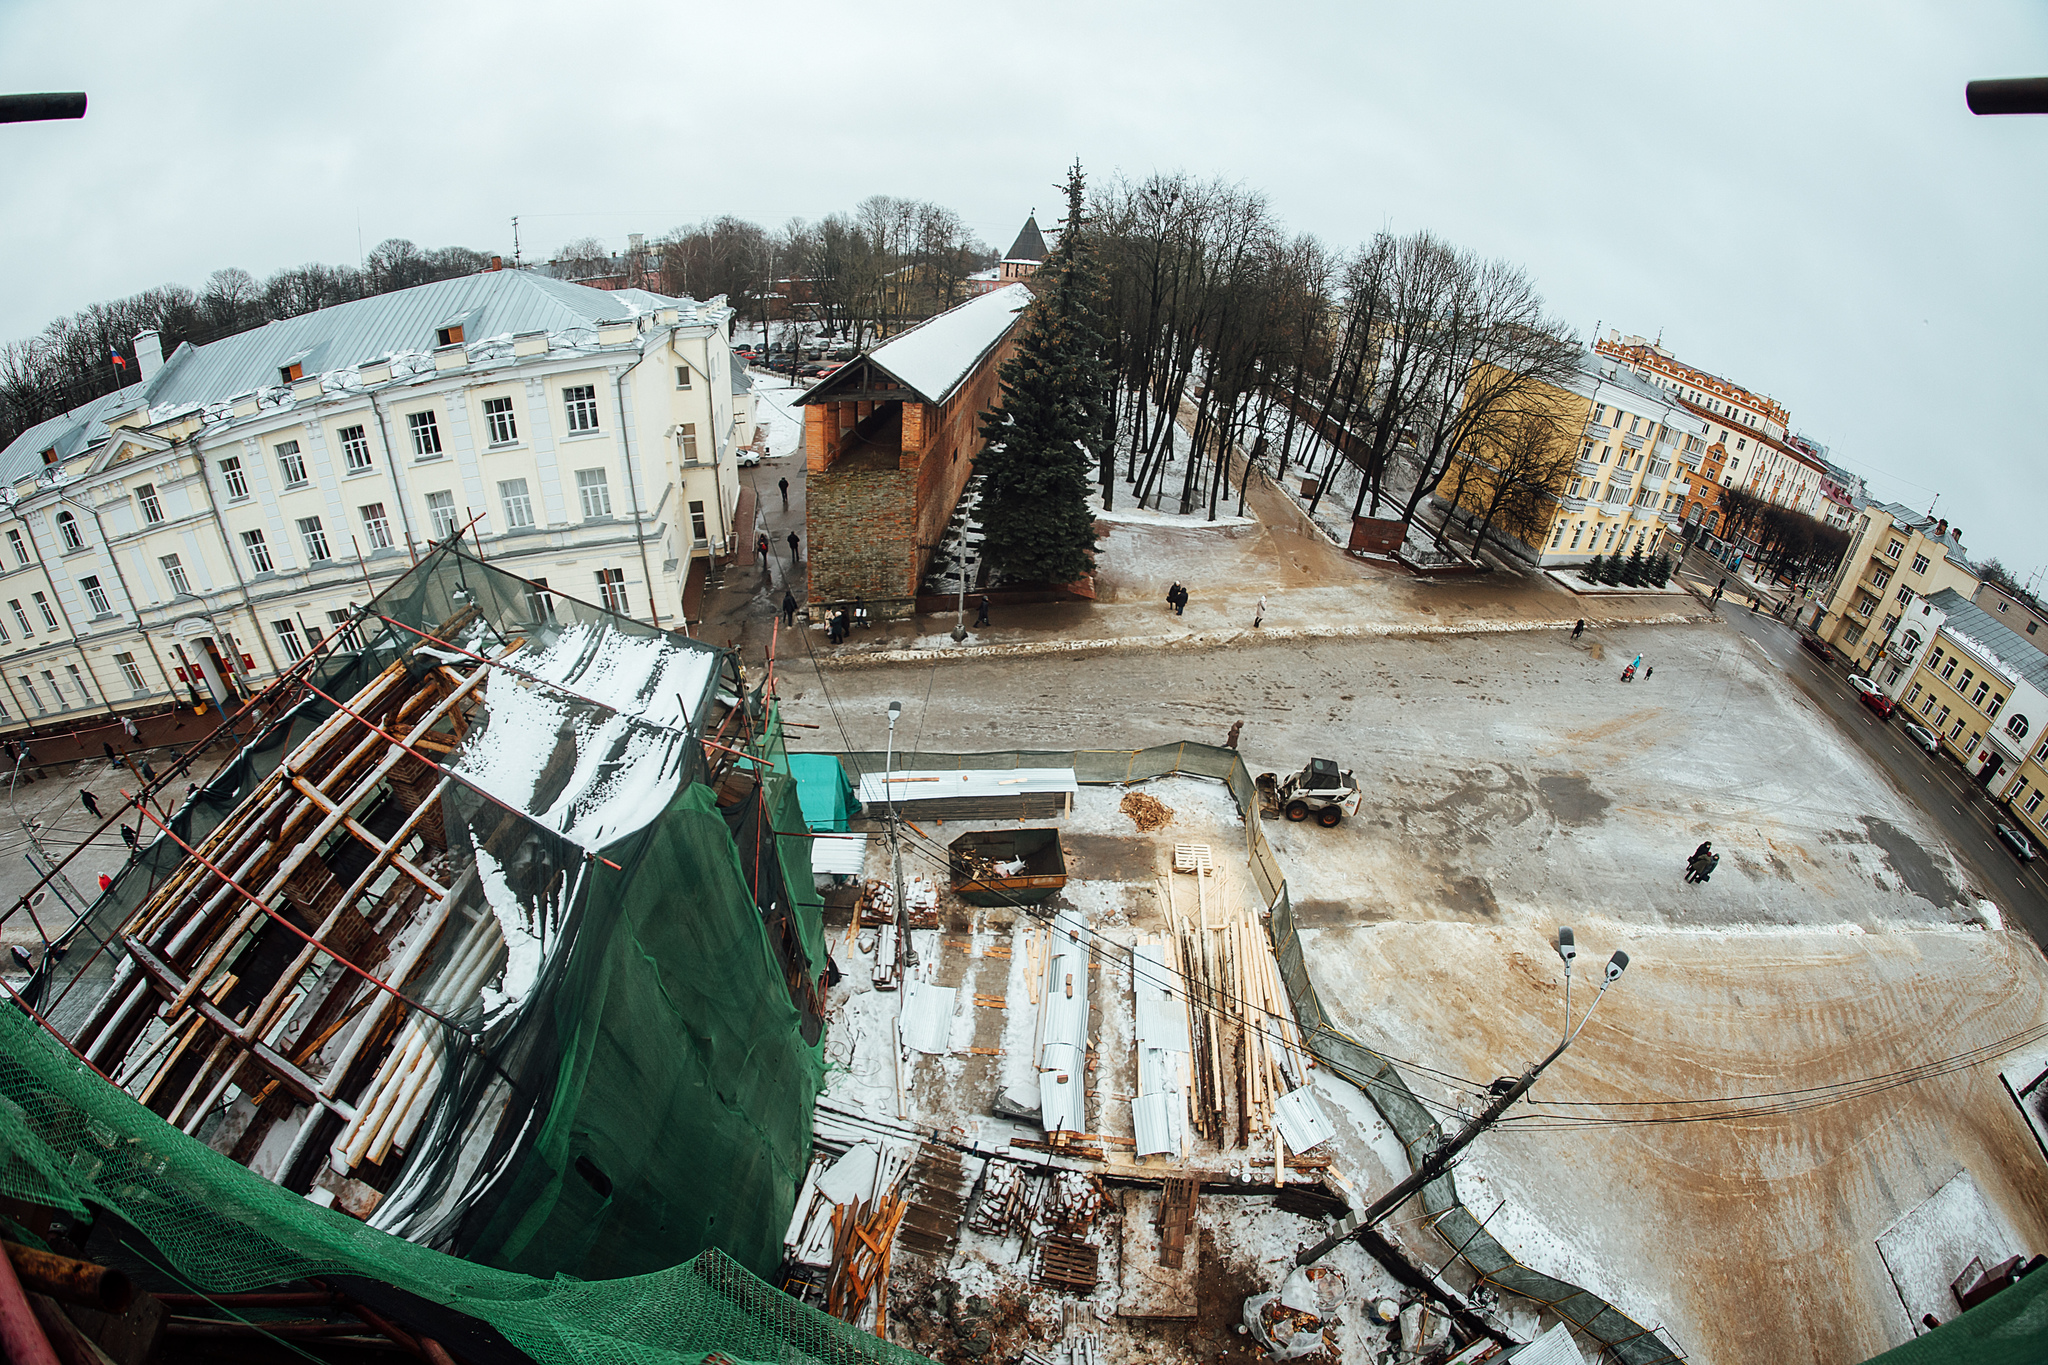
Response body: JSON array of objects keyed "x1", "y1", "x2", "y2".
[
  {"x1": 1120, "y1": 790, "x2": 1175, "y2": 832},
  {"x1": 1035, "y1": 1235, "x2": 1100, "y2": 1292}
]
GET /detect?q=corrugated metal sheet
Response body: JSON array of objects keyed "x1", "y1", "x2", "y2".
[
  {"x1": 1505, "y1": 1322, "x2": 1579, "y2": 1364},
  {"x1": 1133, "y1": 944, "x2": 1190, "y2": 1053},
  {"x1": 900, "y1": 979, "x2": 957, "y2": 1054},
  {"x1": 856, "y1": 766, "x2": 1077, "y2": 808},
  {"x1": 1132, "y1": 1093, "x2": 1178, "y2": 1158},
  {"x1": 1271, "y1": 1086, "x2": 1336, "y2": 1154},
  {"x1": 1038, "y1": 909, "x2": 1091, "y2": 1134},
  {"x1": 808, "y1": 832, "x2": 868, "y2": 876}
]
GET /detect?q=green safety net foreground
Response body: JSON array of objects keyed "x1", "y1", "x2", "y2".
[
  {"x1": 0, "y1": 999, "x2": 920, "y2": 1365},
  {"x1": 1859, "y1": 1268, "x2": 2048, "y2": 1364}
]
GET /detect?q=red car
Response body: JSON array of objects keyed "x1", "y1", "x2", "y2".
[{"x1": 1860, "y1": 690, "x2": 1894, "y2": 718}]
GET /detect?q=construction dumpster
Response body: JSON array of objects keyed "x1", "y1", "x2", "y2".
[{"x1": 949, "y1": 828, "x2": 1067, "y2": 907}]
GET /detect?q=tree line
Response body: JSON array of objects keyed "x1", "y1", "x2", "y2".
[{"x1": 1704, "y1": 487, "x2": 1850, "y2": 584}]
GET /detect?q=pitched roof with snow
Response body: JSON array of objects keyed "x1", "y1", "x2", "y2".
[
  {"x1": 1925, "y1": 588, "x2": 2048, "y2": 697},
  {"x1": 0, "y1": 271, "x2": 725, "y2": 483},
  {"x1": 798, "y1": 284, "x2": 1033, "y2": 408},
  {"x1": 1004, "y1": 217, "x2": 1048, "y2": 264}
]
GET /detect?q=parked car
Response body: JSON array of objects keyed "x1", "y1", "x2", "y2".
[
  {"x1": 1997, "y1": 824, "x2": 2037, "y2": 863},
  {"x1": 830, "y1": 346, "x2": 858, "y2": 361},
  {"x1": 1860, "y1": 689, "x2": 1894, "y2": 718},
  {"x1": 1846, "y1": 674, "x2": 1881, "y2": 696},
  {"x1": 735, "y1": 450, "x2": 763, "y2": 467},
  {"x1": 1903, "y1": 722, "x2": 1941, "y2": 752},
  {"x1": 1799, "y1": 635, "x2": 1835, "y2": 662}
]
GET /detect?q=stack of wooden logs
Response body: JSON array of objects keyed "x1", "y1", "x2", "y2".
[
  {"x1": 1164, "y1": 843, "x2": 1310, "y2": 1172},
  {"x1": 825, "y1": 1193, "x2": 907, "y2": 1337}
]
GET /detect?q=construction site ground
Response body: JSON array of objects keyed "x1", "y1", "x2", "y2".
[{"x1": 781, "y1": 608, "x2": 2048, "y2": 1365}]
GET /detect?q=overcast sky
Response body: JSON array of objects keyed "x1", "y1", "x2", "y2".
[{"x1": 4, "y1": 2, "x2": 2042, "y2": 574}]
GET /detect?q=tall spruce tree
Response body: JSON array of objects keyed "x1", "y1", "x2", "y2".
[{"x1": 975, "y1": 163, "x2": 1109, "y2": 585}]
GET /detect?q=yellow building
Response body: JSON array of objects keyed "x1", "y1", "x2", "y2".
[{"x1": 1815, "y1": 503, "x2": 1979, "y2": 673}]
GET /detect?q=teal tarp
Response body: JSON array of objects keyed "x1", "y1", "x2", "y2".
[{"x1": 790, "y1": 752, "x2": 856, "y2": 831}]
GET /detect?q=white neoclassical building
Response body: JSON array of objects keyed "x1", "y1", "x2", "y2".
[{"x1": 0, "y1": 269, "x2": 749, "y2": 726}]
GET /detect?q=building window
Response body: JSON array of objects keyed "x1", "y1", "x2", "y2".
[
  {"x1": 1935, "y1": 704, "x2": 1951, "y2": 727},
  {"x1": 297, "y1": 516, "x2": 332, "y2": 562},
  {"x1": 689, "y1": 500, "x2": 708, "y2": 543},
  {"x1": 1870, "y1": 567, "x2": 1891, "y2": 589},
  {"x1": 9, "y1": 601, "x2": 29, "y2": 637},
  {"x1": 676, "y1": 364, "x2": 693, "y2": 389},
  {"x1": 1880, "y1": 614, "x2": 1900, "y2": 636},
  {"x1": 1989, "y1": 693, "x2": 2007, "y2": 719},
  {"x1": 4, "y1": 530, "x2": 25, "y2": 567},
  {"x1": 499, "y1": 479, "x2": 535, "y2": 530},
  {"x1": 484, "y1": 397, "x2": 518, "y2": 445},
  {"x1": 160, "y1": 554, "x2": 191, "y2": 596},
  {"x1": 1970, "y1": 680, "x2": 1989, "y2": 707},
  {"x1": 80, "y1": 576, "x2": 110, "y2": 615},
  {"x1": 1885, "y1": 538, "x2": 1904, "y2": 559},
  {"x1": 327, "y1": 609, "x2": 364, "y2": 649},
  {"x1": 526, "y1": 577, "x2": 557, "y2": 622},
  {"x1": 136, "y1": 484, "x2": 164, "y2": 524},
  {"x1": 596, "y1": 567, "x2": 629, "y2": 613},
  {"x1": 2029, "y1": 788, "x2": 2046, "y2": 818},
  {"x1": 276, "y1": 440, "x2": 308, "y2": 486},
  {"x1": 65, "y1": 664, "x2": 86, "y2": 704},
  {"x1": 563, "y1": 385, "x2": 601, "y2": 433},
  {"x1": 1949, "y1": 718, "x2": 1968, "y2": 742},
  {"x1": 33, "y1": 593, "x2": 56, "y2": 630},
  {"x1": 2037, "y1": 737, "x2": 2048, "y2": 763},
  {"x1": 436, "y1": 324, "x2": 465, "y2": 347},
  {"x1": 576, "y1": 468, "x2": 613, "y2": 519},
  {"x1": 42, "y1": 670, "x2": 62, "y2": 707},
  {"x1": 1569, "y1": 522, "x2": 1584, "y2": 549},
  {"x1": 219, "y1": 456, "x2": 249, "y2": 500},
  {"x1": 1590, "y1": 405, "x2": 1605, "y2": 426},
  {"x1": 1910, "y1": 553, "x2": 1929, "y2": 574},
  {"x1": 1550, "y1": 522, "x2": 1565, "y2": 548},
  {"x1": 407, "y1": 410, "x2": 443, "y2": 458},
  {"x1": 241, "y1": 529, "x2": 275, "y2": 574},
  {"x1": 1896, "y1": 586, "x2": 1913, "y2": 605},
  {"x1": 339, "y1": 424, "x2": 374, "y2": 472},
  {"x1": 679, "y1": 423, "x2": 699, "y2": 463},
  {"x1": 360, "y1": 504, "x2": 394, "y2": 551},
  {"x1": 1940, "y1": 656, "x2": 1958, "y2": 681},
  {"x1": 1905, "y1": 683, "x2": 1922, "y2": 706},
  {"x1": 0, "y1": 615, "x2": 9, "y2": 642},
  {"x1": 2007, "y1": 714, "x2": 2030, "y2": 740},
  {"x1": 426, "y1": 491, "x2": 458, "y2": 540},
  {"x1": 19, "y1": 676, "x2": 40, "y2": 713},
  {"x1": 115, "y1": 652, "x2": 145, "y2": 692},
  {"x1": 55, "y1": 512, "x2": 82, "y2": 551},
  {"x1": 273, "y1": 619, "x2": 305, "y2": 662}
]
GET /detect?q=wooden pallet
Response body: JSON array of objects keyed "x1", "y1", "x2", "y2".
[
  {"x1": 1156, "y1": 1176, "x2": 1198, "y2": 1269},
  {"x1": 1037, "y1": 1236, "x2": 1100, "y2": 1292}
]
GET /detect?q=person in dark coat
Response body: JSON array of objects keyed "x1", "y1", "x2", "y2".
[
  {"x1": 120, "y1": 824, "x2": 137, "y2": 851},
  {"x1": 1693, "y1": 840, "x2": 1713, "y2": 861},
  {"x1": 1697, "y1": 852, "x2": 1721, "y2": 882},
  {"x1": 778, "y1": 477, "x2": 790, "y2": 509},
  {"x1": 1172, "y1": 585, "x2": 1188, "y2": 616},
  {"x1": 1167, "y1": 581, "x2": 1182, "y2": 612},
  {"x1": 787, "y1": 531, "x2": 800, "y2": 563},
  {"x1": 756, "y1": 533, "x2": 770, "y2": 562},
  {"x1": 79, "y1": 790, "x2": 101, "y2": 820},
  {"x1": 1224, "y1": 720, "x2": 1242, "y2": 750},
  {"x1": 1572, "y1": 619, "x2": 1585, "y2": 640},
  {"x1": 780, "y1": 591, "x2": 797, "y2": 626},
  {"x1": 974, "y1": 596, "x2": 990, "y2": 627},
  {"x1": 102, "y1": 742, "x2": 123, "y2": 768}
]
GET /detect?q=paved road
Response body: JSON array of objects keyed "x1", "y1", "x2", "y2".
[{"x1": 1721, "y1": 601, "x2": 2048, "y2": 939}]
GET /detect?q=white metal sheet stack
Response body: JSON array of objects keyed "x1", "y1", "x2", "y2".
[
  {"x1": 1131, "y1": 942, "x2": 1192, "y2": 1158},
  {"x1": 1037, "y1": 911, "x2": 1091, "y2": 1136}
]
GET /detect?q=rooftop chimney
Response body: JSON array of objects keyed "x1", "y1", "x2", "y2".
[
  {"x1": 488, "y1": 255, "x2": 503, "y2": 272},
  {"x1": 135, "y1": 330, "x2": 163, "y2": 382},
  {"x1": 629, "y1": 233, "x2": 645, "y2": 254}
]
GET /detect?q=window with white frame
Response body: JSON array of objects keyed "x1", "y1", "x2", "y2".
[
  {"x1": 499, "y1": 479, "x2": 535, "y2": 530},
  {"x1": 0, "y1": 614, "x2": 10, "y2": 643},
  {"x1": 575, "y1": 468, "x2": 612, "y2": 519},
  {"x1": 407, "y1": 410, "x2": 443, "y2": 458},
  {"x1": 1905, "y1": 683, "x2": 1922, "y2": 706},
  {"x1": 2007, "y1": 713, "x2": 2030, "y2": 740},
  {"x1": 241, "y1": 528, "x2": 274, "y2": 574},
  {"x1": 1949, "y1": 718, "x2": 1968, "y2": 742},
  {"x1": 689, "y1": 500, "x2": 708, "y2": 543},
  {"x1": 563, "y1": 385, "x2": 600, "y2": 433},
  {"x1": 596, "y1": 566, "x2": 629, "y2": 613},
  {"x1": 360, "y1": 504, "x2": 394, "y2": 551},
  {"x1": 33, "y1": 593, "x2": 56, "y2": 630},
  {"x1": 42, "y1": 670, "x2": 61, "y2": 707},
  {"x1": 19, "y1": 676, "x2": 41, "y2": 713},
  {"x1": 297, "y1": 516, "x2": 332, "y2": 562},
  {"x1": 339, "y1": 424, "x2": 373, "y2": 472},
  {"x1": 678, "y1": 422, "x2": 699, "y2": 463},
  {"x1": 219, "y1": 456, "x2": 249, "y2": 500},
  {"x1": 2028, "y1": 787, "x2": 2046, "y2": 819},
  {"x1": 327, "y1": 609, "x2": 364, "y2": 650},
  {"x1": 65, "y1": 664, "x2": 86, "y2": 704},
  {"x1": 1911, "y1": 553, "x2": 1930, "y2": 574},
  {"x1": 526, "y1": 576, "x2": 557, "y2": 622},
  {"x1": 160, "y1": 554, "x2": 191, "y2": 596},
  {"x1": 80, "y1": 576, "x2": 110, "y2": 615},
  {"x1": 9, "y1": 601, "x2": 30, "y2": 637},
  {"x1": 483, "y1": 397, "x2": 518, "y2": 445},
  {"x1": 5, "y1": 530, "x2": 26, "y2": 566},
  {"x1": 136, "y1": 484, "x2": 163, "y2": 524},
  {"x1": 426, "y1": 491, "x2": 458, "y2": 540},
  {"x1": 115, "y1": 652, "x2": 145, "y2": 693},
  {"x1": 276, "y1": 440, "x2": 308, "y2": 486},
  {"x1": 55, "y1": 511, "x2": 81, "y2": 551},
  {"x1": 272, "y1": 619, "x2": 305, "y2": 662}
]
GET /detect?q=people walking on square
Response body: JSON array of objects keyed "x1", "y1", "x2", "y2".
[
  {"x1": 79, "y1": 790, "x2": 101, "y2": 820},
  {"x1": 1224, "y1": 720, "x2": 1242, "y2": 750},
  {"x1": 756, "y1": 533, "x2": 769, "y2": 562},
  {"x1": 121, "y1": 824, "x2": 137, "y2": 852},
  {"x1": 1170, "y1": 584, "x2": 1188, "y2": 616},
  {"x1": 1572, "y1": 618, "x2": 1585, "y2": 640},
  {"x1": 787, "y1": 531, "x2": 800, "y2": 564},
  {"x1": 975, "y1": 595, "x2": 990, "y2": 628},
  {"x1": 779, "y1": 477, "x2": 790, "y2": 510},
  {"x1": 122, "y1": 715, "x2": 139, "y2": 744},
  {"x1": 1166, "y1": 581, "x2": 1182, "y2": 613},
  {"x1": 1253, "y1": 595, "x2": 1267, "y2": 629},
  {"x1": 102, "y1": 742, "x2": 122, "y2": 769}
]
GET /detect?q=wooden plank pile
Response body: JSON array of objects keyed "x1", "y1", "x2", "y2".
[
  {"x1": 1155, "y1": 1176, "x2": 1198, "y2": 1269},
  {"x1": 825, "y1": 1193, "x2": 907, "y2": 1334},
  {"x1": 1036, "y1": 1236, "x2": 1100, "y2": 1292}
]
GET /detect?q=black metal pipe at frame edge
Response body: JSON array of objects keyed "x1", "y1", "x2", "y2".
[{"x1": 812, "y1": 741, "x2": 1685, "y2": 1364}]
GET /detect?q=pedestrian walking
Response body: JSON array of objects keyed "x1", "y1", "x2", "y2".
[
  {"x1": 102, "y1": 741, "x2": 122, "y2": 768},
  {"x1": 120, "y1": 824, "x2": 137, "y2": 851},
  {"x1": 780, "y1": 591, "x2": 797, "y2": 627},
  {"x1": 1166, "y1": 581, "x2": 1182, "y2": 613},
  {"x1": 1697, "y1": 853, "x2": 1720, "y2": 883},
  {"x1": 1644, "y1": 665, "x2": 1654, "y2": 681},
  {"x1": 787, "y1": 531, "x2": 800, "y2": 563},
  {"x1": 139, "y1": 758, "x2": 156, "y2": 783},
  {"x1": 779, "y1": 477, "x2": 790, "y2": 510},
  {"x1": 1571, "y1": 619, "x2": 1585, "y2": 640},
  {"x1": 853, "y1": 597, "x2": 869, "y2": 630},
  {"x1": 1693, "y1": 840, "x2": 1713, "y2": 861},
  {"x1": 975, "y1": 595, "x2": 990, "y2": 627},
  {"x1": 1253, "y1": 595, "x2": 1267, "y2": 629},
  {"x1": 1173, "y1": 585, "x2": 1188, "y2": 617},
  {"x1": 756, "y1": 533, "x2": 770, "y2": 563},
  {"x1": 121, "y1": 715, "x2": 139, "y2": 743},
  {"x1": 79, "y1": 790, "x2": 101, "y2": 820},
  {"x1": 1224, "y1": 720, "x2": 1242, "y2": 750}
]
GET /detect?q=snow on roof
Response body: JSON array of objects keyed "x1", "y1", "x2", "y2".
[
  {"x1": 859, "y1": 283, "x2": 1033, "y2": 406},
  {"x1": 855, "y1": 762, "x2": 1074, "y2": 807},
  {"x1": 1925, "y1": 589, "x2": 2048, "y2": 696}
]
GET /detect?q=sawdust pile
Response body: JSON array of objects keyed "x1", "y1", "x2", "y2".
[{"x1": 1120, "y1": 791, "x2": 1175, "y2": 832}]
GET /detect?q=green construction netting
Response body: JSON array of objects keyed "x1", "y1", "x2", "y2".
[
  {"x1": 1859, "y1": 1269, "x2": 2048, "y2": 1364},
  {"x1": 0, "y1": 543, "x2": 906, "y2": 1364},
  {"x1": 790, "y1": 753, "x2": 855, "y2": 832}
]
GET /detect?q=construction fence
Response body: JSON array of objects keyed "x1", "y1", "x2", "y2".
[{"x1": 831, "y1": 742, "x2": 1683, "y2": 1364}]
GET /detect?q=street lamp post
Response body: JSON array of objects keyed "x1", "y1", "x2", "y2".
[
  {"x1": 951, "y1": 542, "x2": 975, "y2": 643},
  {"x1": 1294, "y1": 927, "x2": 1630, "y2": 1267}
]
